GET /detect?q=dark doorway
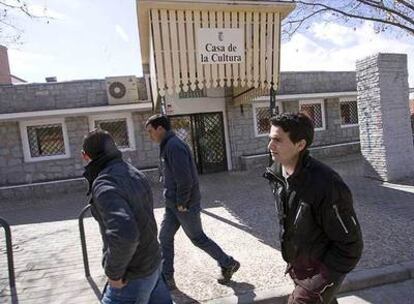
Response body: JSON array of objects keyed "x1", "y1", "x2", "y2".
[{"x1": 170, "y1": 112, "x2": 227, "y2": 174}]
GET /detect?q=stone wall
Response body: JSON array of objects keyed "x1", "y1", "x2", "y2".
[
  {"x1": 227, "y1": 98, "x2": 360, "y2": 169},
  {"x1": 357, "y1": 53, "x2": 414, "y2": 181},
  {"x1": 278, "y1": 71, "x2": 356, "y2": 95},
  {"x1": 0, "y1": 112, "x2": 159, "y2": 187},
  {"x1": 0, "y1": 80, "x2": 107, "y2": 114}
]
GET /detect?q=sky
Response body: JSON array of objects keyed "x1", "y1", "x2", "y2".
[{"x1": 4, "y1": 0, "x2": 414, "y2": 87}]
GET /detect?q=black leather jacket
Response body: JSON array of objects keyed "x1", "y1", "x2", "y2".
[{"x1": 264, "y1": 151, "x2": 363, "y2": 276}]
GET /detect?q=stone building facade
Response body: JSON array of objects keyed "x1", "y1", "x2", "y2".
[{"x1": 0, "y1": 71, "x2": 361, "y2": 187}]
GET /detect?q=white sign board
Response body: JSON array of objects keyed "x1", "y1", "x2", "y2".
[{"x1": 198, "y1": 28, "x2": 244, "y2": 64}]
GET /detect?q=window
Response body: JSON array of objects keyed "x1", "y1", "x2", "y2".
[
  {"x1": 340, "y1": 98, "x2": 358, "y2": 127},
  {"x1": 179, "y1": 87, "x2": 207, "y2": 99},
  {"x1": 20, "y1": 119, "x2": 70, "y2": 162},
  {"x1": 89, "y1": 113, "x2": 136, "y2": 150},
  {"x1": 299, "y1": 99, "x2": 326, "y2": 131},
  {"x1": 253, "y1": 101, "x2": 283, "y2": 137}
]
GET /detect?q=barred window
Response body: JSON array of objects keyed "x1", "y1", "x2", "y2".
[
  {"x1": 95, "y1": 119, "x2": 129, "y2": 148},
  {"x1": 27, "y1": 124, "x2": 65, "y2": 157},
  {"x1": 299, "y1": 100, "x2": 325, "y2": 130},
  {"x1": 253, "y1": 102, "x2": 282, "y2": 136},
  {"x1": 90, "y1": 113, "x2": 135, "y2": 150},
  {"x1": 340, "y1": 99, "x2": 358, "y2": 126},
  {"x1": 20, "y1": 119, "x2": 70, "y2": 162},
  {"x1": 179, "y1": 87, "x2": 207, "y2": 99}
]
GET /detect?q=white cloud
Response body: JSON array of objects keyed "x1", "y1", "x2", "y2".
[
  {"x1": 281, "y1": 21, "x2": 414, "y2": 87},
  {"x1": 311, "y1": 22, "x2": 358, "y2": 47},
  {"x1": 8, "y1": 48, "x2": 55, "y2": 81},
  {"x1": 115, "y1": 25, "x2": 130, "y2": 43}
]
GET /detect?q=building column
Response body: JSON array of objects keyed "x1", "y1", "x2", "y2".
[{"x1": 356, "y1": 53, "x2": 414, "y2": 181}]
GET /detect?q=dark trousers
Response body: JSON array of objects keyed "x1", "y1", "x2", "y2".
[
  {"x1": 288, "y1": 268, "x2": 345, "y2": 304},
  {"x1": 159, "y1": 204, "x2": 232, "y2": 278}
]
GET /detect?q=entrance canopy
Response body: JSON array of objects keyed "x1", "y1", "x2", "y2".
[{"x1": 137, "y1": 0, "x2": 295, "y2": 104}]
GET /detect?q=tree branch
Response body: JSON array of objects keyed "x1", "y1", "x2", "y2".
[
  {"x1": 358, "y1": 0, "x2": 414, "y2": 26},
  {"x1": 395, "y1": 0, "x2": 414, "y2": 12},
  {"x1": 293, "y1": 0, "x2": 414, "y2": 35}
]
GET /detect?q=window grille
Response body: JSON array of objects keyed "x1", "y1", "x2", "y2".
[
  {"x1": 300, "y1": 103, "x2": 324, "y2": 129},
  {"x1": 95, "y1": 119, "x2": 130, "y2": 148},
  {"x1": 340, "y1": 100, "x2": 358, "y2": 126},
  {"x1": 27, "y1": 124, "x2": 65, "y2": 157},
  {"x1": 254, "y1": 104, "x2": 281, "y2": 136},
  {"x1": 255, "y1": 106, "x2": 272, "y2": 135}
]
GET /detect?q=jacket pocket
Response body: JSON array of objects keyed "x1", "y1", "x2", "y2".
[
  {"x1": 293, "y1": 201, "x2": 312, "y2": 229},
  {"x1": 332, "y1": 204, "x2": 349, "y2": 234}
]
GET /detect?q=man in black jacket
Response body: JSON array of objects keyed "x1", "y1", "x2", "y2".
[
  {"x1": 263, "y1": 113, "x2": 363, "y2": 304},
  {"x1": 82, "y1": 129, "x2": 172, "y2": 304},
  {"x1": 145, "y1": 114, "x2": 240, "y2": 290}
]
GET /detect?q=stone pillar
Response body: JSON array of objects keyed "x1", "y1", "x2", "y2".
[
  {"x1": 356, "y1": 53, "x2": 414, "y2": 181},
  {"x1": 0, "y1": 45, "x2": 12, "y2": 84}
]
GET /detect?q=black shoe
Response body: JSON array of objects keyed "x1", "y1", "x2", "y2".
[
  {"x1": 164, "y1": 276, "x2": 177, "y2": 290},
  {"x1": 218, "y1": 259, "x2": 240, "y2": 284}
]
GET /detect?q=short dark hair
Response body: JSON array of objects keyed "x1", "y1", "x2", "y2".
[
  {"x1": 145, "y1": 114, "x2": 171, "y2": 131},
  {"x1": 82, "y1": 129, "x2": 119, "y2": 160},
  {"x1": 270, "y1": 112, "x2": 314, "y2": 149}
]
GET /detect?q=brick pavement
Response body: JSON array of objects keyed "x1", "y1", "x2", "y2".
[{"x1": 0, "y1": 154, "x2": 413, "y2": 303}]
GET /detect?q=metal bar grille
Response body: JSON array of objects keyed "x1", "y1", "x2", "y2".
[
  {"x1": 196, "y1": 113, "x2": 227, "y2": 173},
  {"x1": 300, "y1": 103, "x2": 323, "y2": 129},
  {"x1": 27, "y1": 124, "x2": 65, "y2": 157},
  {"x1": 95, "y1": 119, "x2": 129, "y2": 149},
  {"x1": 256, "y1": 106, "x2": 271, "y2": 135},
  {"x1": 340, "y1": 100, "x2": 358, "y2": 125},
  {"x1": 255, "y1": 105, "x2": 280, "y2": 135}
]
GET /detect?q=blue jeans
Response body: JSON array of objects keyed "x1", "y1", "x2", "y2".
[
  {"x1": 101, "y1": 265, "x2": 172, "y2": 304},
  {"x1": 159, "y1": 204, "x2": 233, "y2": 278}
]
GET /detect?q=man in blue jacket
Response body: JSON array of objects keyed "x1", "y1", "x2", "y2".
[
  {"x1": 82, "y1": 129, "x2": 172, "y2": 304},
  {"x1": 146, "y1": 114, "x2": 240, "y2": 290}
]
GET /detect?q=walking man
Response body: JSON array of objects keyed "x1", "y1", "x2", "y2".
[
  {"x1": 145, "y1": 114, "x2": 240, "y2": 290},
  {"x1": 82, "y1": 129, "x2": 172, "y2": 304},
  {"x1": 263, "y1": 113, "x2": 363, "y2": 304}
]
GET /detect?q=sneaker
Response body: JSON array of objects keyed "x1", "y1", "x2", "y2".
[
  {"x1": 164, "y1": 276, "x2": 177, "y2": 290},
  {"x1": 218, "y1": 259, "x2": 240, "y2": 284}
]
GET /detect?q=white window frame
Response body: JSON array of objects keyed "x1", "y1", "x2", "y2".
[
  {"x1": 299, "y1": 99, "x2": 326, "y2": 131},
  {"x1": 252, "y1": 101, "x2": 283, "y2": 137},
  {"x1": 20, "y1": 118, "x2": 71, "y2": 162},
  {"x1": 339, "y1": 97, "x2": 359, "y2": 128},
  {"x1": 89, "y1": 112, "x2": 136, "y2": 151}
]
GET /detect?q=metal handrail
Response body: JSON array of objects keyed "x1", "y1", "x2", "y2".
[
  {"x1": 0, "y1": 217, "x2": 16, "y2": 292},
  {"x1": 78, "y1": 205, "x2": 91, "y2": 278}
]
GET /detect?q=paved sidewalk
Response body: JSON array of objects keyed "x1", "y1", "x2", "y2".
[{"x1": 0, "y1": 154, "x2": 414, "y2": 303}]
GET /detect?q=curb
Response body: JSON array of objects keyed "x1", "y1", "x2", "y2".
[{"x1": 203, "y1": 261, "x2": 414, "y2": 304}]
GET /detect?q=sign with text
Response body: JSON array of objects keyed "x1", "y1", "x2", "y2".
[{"x1": 198, "y1": 28, "x2": 244, "y2": 64}]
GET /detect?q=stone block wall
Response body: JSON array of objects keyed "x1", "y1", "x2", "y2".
[
  {"x1": 227, "y1": 98, "x2": 360, "y2": 169},
  {"x1": 0, "y1": 80, "x2": 107, "y2": 114},
  {"x1": 357, "y1": 53, "x2": 414, "y2": 181},
  {"x1": 0, "y1": 112, "x2": 159, "y2": 187}
]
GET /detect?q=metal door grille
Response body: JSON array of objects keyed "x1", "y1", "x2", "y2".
[{"x1": 170, "y1": 112, "x2": 227, "y2": 174}]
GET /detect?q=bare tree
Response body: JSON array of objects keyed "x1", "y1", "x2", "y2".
[
  {"x1": 0, "y1": 0, "x2": 49, "y2": 45},
  {"x1": 282, "y1": 0, "x2": 414, "y2": 37}
]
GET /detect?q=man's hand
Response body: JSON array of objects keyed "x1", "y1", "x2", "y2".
[
  {"x1": 177, "y1": 205, "x2": 188, "y2": 212},
  {"x1": 108, "y1": 278, "x2": 127, "y2": 289}
]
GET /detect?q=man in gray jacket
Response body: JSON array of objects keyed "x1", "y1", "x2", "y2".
[
  {"x1": 146, "y1": 114, "x2": 240, "y2": 290},
  {"x1": 82, "y1": 129, "x2": 172, "y2": 304}
]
